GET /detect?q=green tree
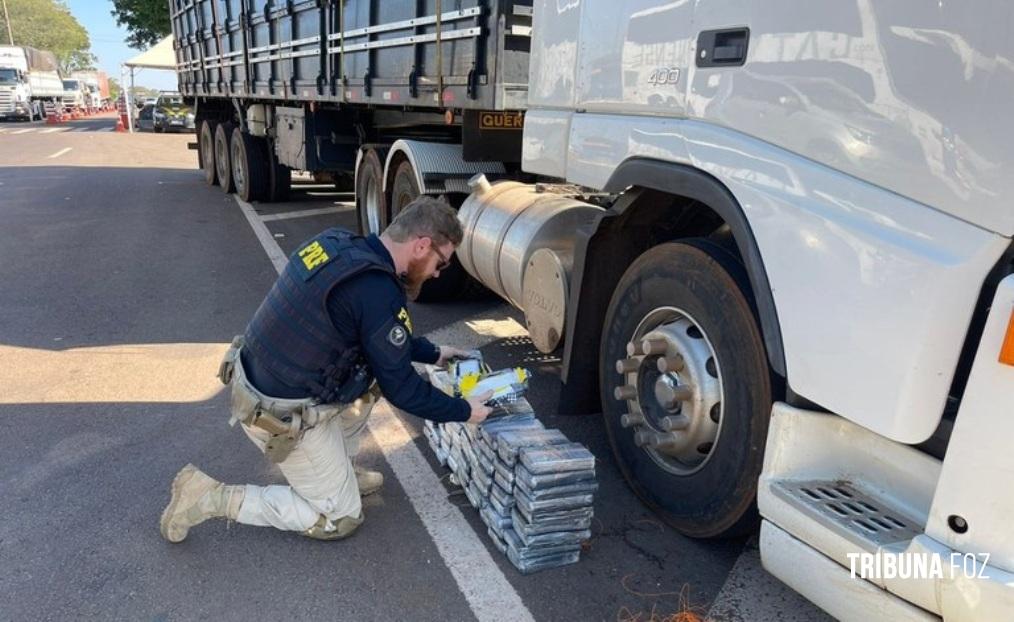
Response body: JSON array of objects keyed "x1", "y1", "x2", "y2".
[
  {"x1": 1, "y1": 0, "x2": 92, "y2": 70},
  {"x1": 108, "y1": 76, "x2": 121, "y2": 99},
  {"x1": 110, "y1": 0, "x2": 169, "y2": 49}
]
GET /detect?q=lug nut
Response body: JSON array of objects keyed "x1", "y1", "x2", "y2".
[
  {"x1": 660, "y1": 415, "x2": 690, "y2": 431},
  {"x1": 634, "y1": 430, "x2": 658, "y2": 447},
  {"x1": 616, "y1": 357, "x2": 640, "y2": 374},
  {"x1": 656, "y1": 355, "x2": 685, "y2": 373},
  {"x1": 625, "y1": 341, "x2": 642, "y2": 357},
  {"x1": 641, "y1": 337, "x2": 669, "y2": 355},
  {"x1": 620, "y1": 412, "x2": 645, "y2": 428},
  {"x1": 614, "y1": 385, "x2": 637, "y2": 401}
]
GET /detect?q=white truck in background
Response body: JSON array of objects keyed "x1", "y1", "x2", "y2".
[
  {"x1": 70, "y1": 70, "x2": 111, "y2": 110},
  {"x1": 60, "y1": 78, "x2": 89, "y2": 113},
  {"x1": 0, "y1": 46, "x2": 64, "y2": 121},
  {"x1": 172, "y1": 1, "x2": 1014, "y2": 618}
]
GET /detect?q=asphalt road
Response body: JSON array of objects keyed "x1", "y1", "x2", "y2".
[{"x1": 0, "y1": 114, "x2": 829, "y2": 621}]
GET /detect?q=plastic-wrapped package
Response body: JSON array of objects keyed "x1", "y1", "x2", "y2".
[
  {"x1": 464, "y1": 480, "x2": 486, "y2": 509},
  {"x1": 519, "y1": 443, "x2": 596, "y2": 475},
  {"x1": 476, "y1": 438, "x2": 498, "y2": 465},
  {"x1": 514, "y1": 464, "x2": 595, "y2": 490},
  {"x1": 495, "y1": 429, "x2": 570, "y2": 466},
  {"x1": 515, "y1": 478, "x2": 599, "y2": 501},
  {"x1": 477, "y1": 451, "x2": 495, "y2": 477},
  {"x1": 511, "y1": 507, "x2": 593, "y2": 537},
  {"x1": 446, "y1": 452, "x2": 460, "y2": 474},
  {"x1": 514, "y1": 502, "x2": 594, "y2": 527},
  {"x1": 472, "y1": 464, "x2": 493, "y2": 494},
  {"x1": 515, "y1": 487, "x2": 594, "y2": 516},
  {"x1": 506, "y1": 546, "x2": 581, "y2": 575},
  {"x1": 493, "y1": 469, "x2": 514, "y2": 493},
  {"x1": 492, "y1": 460, "x2": 515, "y2": 489},
  {"x1": 513, "y1": 525, "x2": 591, "y2": 549},
  {"x1": 489, "y1": 482, "x2": 514, "y2": 509},
  {"x1": 480, "y1": 504, "x2": 513, "y2": 531},
  {"x1": 487, "y1": 490, "x2": 512, "y2": 517},
  {"x1": 461, "y1": 367, "x2": 531, "y2": 408},
  {"x1": 487, "y1": 527, "x2": 508, "y2": 554},
  {"x1": 503, "y1": 527, "x2": 583, "y2": 558},
  {"x1": 479, "y1": 414, "x2": 543, "y2": 447}
]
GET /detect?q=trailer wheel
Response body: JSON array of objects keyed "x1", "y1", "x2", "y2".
[
  {"x1": 198, "y1": 120, "x2": 219, "y2": 185},
  {"x1": 263, "y1": 140, "x2": 291, "y2": 203},
  {"x1": 231, "y1": 128, "x2": 269, "y2": 202},
  {"x1": 356, "y1": 148, "x2": 388, "y2": 235},
  {"x1": 600, "y1": 240, "x2": 772, "y2": 538},
  {"x1": 214, "y1": 121, "x2": 236, "y2": 193}
]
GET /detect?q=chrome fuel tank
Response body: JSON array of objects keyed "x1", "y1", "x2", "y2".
[{"x1": 458, "y1": 176, "x2": 603, "y2": 352}]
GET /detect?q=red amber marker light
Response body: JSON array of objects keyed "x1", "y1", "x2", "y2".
[{"x1": 1000, "y1": 307, "x2": 1014, "y2": 366}]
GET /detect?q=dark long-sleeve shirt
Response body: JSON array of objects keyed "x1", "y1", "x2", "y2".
[{"x1": 322, "y1": 235, "x2": 470, "y2": 423}]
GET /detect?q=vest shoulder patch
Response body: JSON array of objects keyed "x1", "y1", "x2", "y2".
[{"x1": 294, "y1": 237, "x2": 339, "y2": 281}]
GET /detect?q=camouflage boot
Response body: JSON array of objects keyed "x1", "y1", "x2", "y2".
[
  {"x1": 159, "y1": 464, "x2": 245, "y2": 543},
  {"x1": 303, "y1": 512, "x2": 364, "y2": 541}
]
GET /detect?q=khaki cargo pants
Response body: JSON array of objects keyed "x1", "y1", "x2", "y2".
[{"x1": 222, "y1": 339, "x2": 378, "y2": 533}]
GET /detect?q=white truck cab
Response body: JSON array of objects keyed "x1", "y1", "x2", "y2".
[{"x1": 521, "y1": 1, "x2": 1013, "y2": 619}]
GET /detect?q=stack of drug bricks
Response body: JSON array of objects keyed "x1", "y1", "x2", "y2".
[{"x1": 423, "y1": 373, "x2": 597, "y2": 575}]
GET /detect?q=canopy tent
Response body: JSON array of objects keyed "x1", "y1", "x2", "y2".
[
  {"x1": 124, "y1": 35, "x2": 176, "y2": 70},
  {"x1": 120, "y1": 36, "x2": 177, "y2": 132}
]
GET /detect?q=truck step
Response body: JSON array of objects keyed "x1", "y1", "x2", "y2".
[{"x1": 771, "y1": 480, "x2": 920, "y2": 550}]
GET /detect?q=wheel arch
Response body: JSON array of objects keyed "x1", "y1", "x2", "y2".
[{"x1": 559, "y1": 157, "x2": 786, "y2": 414}]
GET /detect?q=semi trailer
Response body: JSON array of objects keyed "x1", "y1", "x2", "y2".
[{"x1": 170, "y1": 1, "x2": 1014, "y2": 619}]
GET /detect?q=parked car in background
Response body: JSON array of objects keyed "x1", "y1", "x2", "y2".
[{"x1": 152, "y1": 91, "x2": 195, "y2": 132}]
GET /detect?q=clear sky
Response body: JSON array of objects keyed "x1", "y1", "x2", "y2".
[{"x1": 65, "y1": 0, "x2": 177, "y2": 90}]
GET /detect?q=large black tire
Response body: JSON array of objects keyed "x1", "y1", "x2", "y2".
[
  {"x1": 214, "y1": 121, "x2": 236, "y2": 193},
  {"x1": 198, "y1": 120, "x2": 218, "y2": 186},
  {"x1": 265, "y1": 141, "x2": 291, "y2": 203},
  {"x1": 231, "y1": 127, "x2": 270, "y2": 202},
  {"x1": 355, "y1": 148, "x2": 388, "y2": 235},
  {"x1": 600, "y1": 240, "x2": 772, "y2": 538}
]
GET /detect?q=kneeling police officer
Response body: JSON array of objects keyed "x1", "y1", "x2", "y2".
[{"x1": 160, "y1": 197, "x2": 491, "y2": 542}]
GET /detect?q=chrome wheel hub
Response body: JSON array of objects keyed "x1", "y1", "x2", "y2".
[{"x1": 613, "y1": 306, "x2": 724, "y2": 475}]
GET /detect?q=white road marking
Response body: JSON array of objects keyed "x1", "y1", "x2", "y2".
[
  {"x1": 259, "y1": 206, "x2": 350, "y2": 222},
  {"x1": 11, "y1": 128, "x2": 34, "y2": 134},
  {"x1": 40, "y1": 127, "x2": 66, "y2": 133},
  {"x1": 238, "y1": 193, "x2": 535, "y2": 622},
  {"x1": 101, "y1": 127, "x2": 114, "y2": 132},
  {"x1": 233, "y1": 195, "x2": 291, "y2": 273},
  {"x1": 47, "y1": 147, "x2": 72, "y2": 159}
]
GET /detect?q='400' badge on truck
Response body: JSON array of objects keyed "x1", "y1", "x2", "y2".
[{"x1": 648, "y1": 67, "x2": 681, "y2": 85}]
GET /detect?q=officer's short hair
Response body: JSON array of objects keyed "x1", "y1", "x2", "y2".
[{"x1": 386, "y1": 196, "x2": 463, "y2": 247}]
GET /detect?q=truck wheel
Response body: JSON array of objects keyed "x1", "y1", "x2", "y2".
[
  {"x1": 231, "y1": 128, "x2": 269, "y2": 202},
  {"x1": 388, "y1": 159, "x2": 468, "y2": 302},
  {"x1": 356, "y1": 148, "x2": 388, "y2": 235},
  {"x1": 600, "y1": 240, "x2": 772, "y2": 538},
  {"x1": 266, "y1": 142, "x2": 291, "y2": 203},
  {"x1": 199, "y1": 120, "x2": 218, "y2": 186},
  {"x1": 214, "y1": 121, "x2": 236, "y2": 193}
]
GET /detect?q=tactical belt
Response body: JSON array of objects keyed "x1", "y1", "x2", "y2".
[{"x1": 218, "y1": 335, "x2": 347, "y2": 462}]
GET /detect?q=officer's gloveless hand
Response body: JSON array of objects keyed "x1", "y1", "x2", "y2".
[
  {"x1": 466, "y1": 391, "x2": 494, "y2": 424},
  {"x1": 436, "y1": 345, "x2": 473, "y2": 368}
]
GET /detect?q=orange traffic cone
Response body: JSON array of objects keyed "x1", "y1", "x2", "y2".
[{"x1": 115, "y1": 116, "x2": 126, "y2": 132}]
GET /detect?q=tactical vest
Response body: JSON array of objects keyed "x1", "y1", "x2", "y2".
[{"x1": 242, "y1": 229, "x2": 395, "y2": 403}]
